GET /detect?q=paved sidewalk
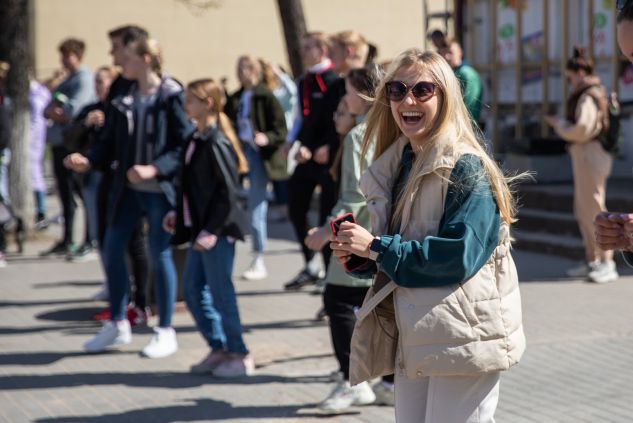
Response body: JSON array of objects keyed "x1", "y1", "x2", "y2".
[{"x1": 2, "y1": 210, "x2": 633, "y2": 422}]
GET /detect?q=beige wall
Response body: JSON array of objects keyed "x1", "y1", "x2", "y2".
[{"x1": 34, "y1": 0, "x2": 437, "y2": 90}]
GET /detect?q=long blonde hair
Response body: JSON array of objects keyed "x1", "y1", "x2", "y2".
[
  {"x1": 362, "y1": 49, "x2": 518, "y2": 225},
  {"x1": 187, "y1": 78, "x2": 249, "y2": 174}
]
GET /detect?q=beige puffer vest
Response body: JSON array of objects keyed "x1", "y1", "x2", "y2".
[{"x1": 358, "y1": 135, "x2": 526, "y2": 379}]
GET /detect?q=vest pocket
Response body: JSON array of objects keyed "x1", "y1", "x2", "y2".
[{"x1": 396, "y1": 288, "x2": 479, "y2": 345}]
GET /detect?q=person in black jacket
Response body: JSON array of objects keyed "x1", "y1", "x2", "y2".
[
  {"x1": 62, "y1": 65, "x2": 113, "y2": 261},
  {"x1": 284, "y1": 32, "x2": 341, "y2": 290},
  {"x1": 225, "y1": 55, "x2": 287, "y2": 281},
  {"x1": 65, "y1": 38, "x2": 193, "y2": 358},
  {"x1": 164, "y1": 78, "x2": 254, "y2": 377},
  {"x1": 64, "y1": 65, "x2": 151, "y2": 324}
]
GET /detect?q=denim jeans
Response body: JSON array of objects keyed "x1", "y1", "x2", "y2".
[
  {"x1": 243, "y1": 144, "x2": 268, "y2": 253},
  {"x1": 34, "y1": 191, "x2": 46, "y2": 216},
  {"x1": 102, "y1": 188, "x2": 176, "y2": 327},
  {"x1": 183, "y1": 237, "x2": 248, "y2": 355},
  {"x1": 81, "y1": 170, "x2": 102, "y2": 245}
]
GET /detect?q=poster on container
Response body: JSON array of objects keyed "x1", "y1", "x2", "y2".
[
  {"x1": 497, "y1": 0, "x2": 547, "y2": 103},
  {"x1": 592, "y1": 0, "x2": 614, "y2": 57}
]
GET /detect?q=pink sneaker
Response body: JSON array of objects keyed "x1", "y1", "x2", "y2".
[
  {"x1": 212, "y1": 353, "x2": 255, "y2": 378},
  {"x1": 190, "y1": 350, "x2": 227, "y2": 374}
]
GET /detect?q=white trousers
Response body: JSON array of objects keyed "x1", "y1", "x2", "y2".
[{"x1": 395, "y1": 371, "x2": 501, "y2": 423}]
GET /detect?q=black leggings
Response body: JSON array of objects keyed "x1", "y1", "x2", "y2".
[
  {"x1": 323, "y1": 283, "x2": 394, "y2": 384},
  {"x1": 52, "y1": 146, "x2": 84, "y2": 245},
  {"x1": 288, "y1": 162, "x2": 337, "y2": 269}
]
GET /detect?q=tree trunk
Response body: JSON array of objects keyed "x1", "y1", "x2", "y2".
[
  {"x1": 276, "y1": 0, "x2": 307, "y2": 78},
  {"x1": 0, "y1": 0, "x2": 34, "y2": 234}
]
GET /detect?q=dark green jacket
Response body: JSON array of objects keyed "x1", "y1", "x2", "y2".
[
  {"x1": 225, "y1": 83, "x2": 287, "y2": 161},
  {"x1": 353, "y1": 153, "x2": 500, "y2": 287},
  {"x1": 454, "y1": 64, "x2": 483, "y2": 122}
]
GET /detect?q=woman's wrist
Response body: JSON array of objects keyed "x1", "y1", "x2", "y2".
[{"x1": 368, "y1": 236, "x2": 381, "y2": 261}]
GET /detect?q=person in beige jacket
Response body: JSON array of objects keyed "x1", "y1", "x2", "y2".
[
  {"x1": 545, "y1": 47, "x2": 618, "y2": 284},
  {"x1": 330, "y1": 49, "x2": 525, "y2": 422}
]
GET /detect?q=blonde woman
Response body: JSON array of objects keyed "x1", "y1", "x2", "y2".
[
  {"x1": 330, "y1": 49, "x2": 525, "y2": 422},
  {"x1": 225, "y1": 55, "x2": 287, "y2": 281}
]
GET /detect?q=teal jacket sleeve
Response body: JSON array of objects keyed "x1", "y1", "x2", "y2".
[
  {"x1": 376, "y1": 154, "x2": 500, "y2": 287},
  {"x1": 456, "y1": 65, "x2": 483, "y2": 121}
]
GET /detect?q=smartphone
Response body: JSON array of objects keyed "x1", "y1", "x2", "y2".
[
  {"x1": 330, "y1": 212, "x2": 356, "y2": 235},
  {"x1": 330, "y1": 213, "x2": 369, "y2": 272}
]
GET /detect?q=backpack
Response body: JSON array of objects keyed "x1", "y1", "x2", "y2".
[
  {"x1": 598, "y1": 92, "x2": 621, "y2": 154},
  {"x1": 579, "y1": 87, "x2": 621, "y2": 154}
]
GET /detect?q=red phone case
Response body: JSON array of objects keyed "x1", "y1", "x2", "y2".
[
  {"x1": 330, "y1": 213, "x2": 369, "y2": 272},
  {"x1": 330, "y1": 212, "x2": 355, "y2": 235}
]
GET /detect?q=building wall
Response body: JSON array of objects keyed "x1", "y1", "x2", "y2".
[{"x1": 33, "y1": 0, "x2": 436, "y2": 90}]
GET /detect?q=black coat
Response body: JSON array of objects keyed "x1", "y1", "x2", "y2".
[
  {"x1": 295, "y1": 69, "x2": 340, "y2": 153},
  {"x1": 88, "y1": 76, "x2": 194, "y2": 222},
  {"x1": 63, "y1": 101, "x2": 105, "y2": 156},
  {"x1": 225, "y1": 83, "x2": 287, "y2": 161},
  {"x1": 172, "y1": 125, "x2": 250, "y2": 245}
]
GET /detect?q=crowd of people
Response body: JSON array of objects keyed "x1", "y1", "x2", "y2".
[{"x1": 2, "y1": 2, "x2": 633, "y2": 419}]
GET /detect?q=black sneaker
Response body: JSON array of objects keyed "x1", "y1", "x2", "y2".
[
  {"x1": 39, "y1": 241, "x2": 72, "y2": 257},
  {"x1": 284, "y1": 270, "x2": 320, "y2": 291},
  {"x1": 67, "y1": 243, "x2": 98, "y2": 262},
  {"x1": 315, "y1": 307, "x2": 328, "y2": 321}
]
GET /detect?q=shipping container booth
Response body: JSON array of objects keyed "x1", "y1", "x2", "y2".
[{"x1": 454, "y1": 0, "x2": 632, "y2": 180}]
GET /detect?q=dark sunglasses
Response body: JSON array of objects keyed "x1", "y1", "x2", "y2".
[
  {"x1": 385, "y1": 80, "x2": 437, "y2": 102},
  {"x1": 618, "y1": 0, "x2": 633, "y2": 11}
]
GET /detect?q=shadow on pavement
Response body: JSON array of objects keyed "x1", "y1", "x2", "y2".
[
  {"x1": 0, "y1": 350, "x2": 134, "y2": 366},
  {"x1": 236, "y1": 289, "x2": 316, "y2": 297},
  {"x1": 0, "y1": 371, "x2": 327, "y2": 391},
  {"x1": 36, "y1": 306, "x2": 105, "y2": 322},
  {"x1": 0, "y1": 323, "x2": 95, "y2": 336},
  {"x1": 255, "y1": 353, "x2": 332, "y2": 369},
  {"x1": 244, "y1": 319, "x2": 327, "y2": 331},
  {"x1": 174, "y1": 319, "x2": 326, "y2": 336},
  {"x1": 33, "y1": 397, "x2": 337, "y2": 422},
  {"x1": 0, "y1": 298, "x2": 95, "y2": 308},
  {"x1": 33, "y1": 280, "x2": 103, "y2": 289}
]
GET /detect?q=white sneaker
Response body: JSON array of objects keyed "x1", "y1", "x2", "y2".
[
  {"x1": 566, "y1": 261, "x2": 594, "y2": 278},
  {"x1": 141, "y1": 327, "x2": 178, "y2": 358},
  {"x1": 84, "y1": 320, "x2": 131, "y2": 352},
  {"x1": 91, "y1": 284, "x2": 109, "y2": 301},
  {"x1": 318, "y1": 380, "x2": 376, "y2": 414},
  {"x1": 0, "y1": 252, "x2": 7, "y2": 268},
  {"x1": 241, "y1": 258, "x2": 268, "y2": 280},
  {"x1": 588, "y1": 261, "x2": 619, "y2": 284},
  {"x1": 372, "y1": 381, "x2": 395, "y2": 406}
]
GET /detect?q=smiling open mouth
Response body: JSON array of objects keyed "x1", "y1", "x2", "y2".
[{"x1": 401, "y1": 111, "x2": 423, "y2": 124}]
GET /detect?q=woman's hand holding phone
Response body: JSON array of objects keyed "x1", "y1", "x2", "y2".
[{"x1": 329, "y1": 213, "x2": 373, "y2": 271}]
